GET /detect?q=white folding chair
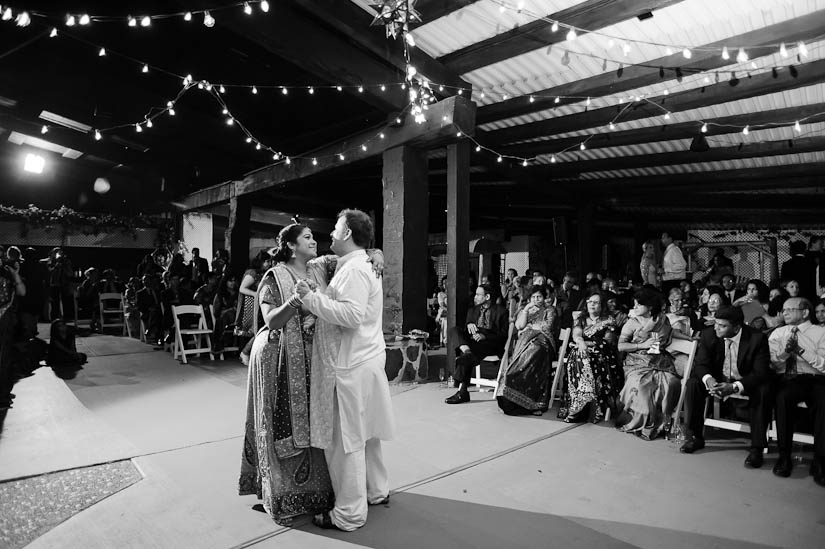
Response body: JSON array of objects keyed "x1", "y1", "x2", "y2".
[
  {"x1": 99, "y1": 292, "x2": 126, "y2": 335},
  {"x1": 172, "y1": 305, "x2": 215, "y2": 364},
  {"x1": 210, "y1": 304, "x2": 239, "y2": 360},
  {"x1": 71, "y1": 288, "x2": 94, "y2": 330},
  {"x1": 549, "y1": 328, "x2": 572, "y2": 409},
  {"x1": 667, "y1": 338, "x2": 698, "y2": 428},
  {"x1": 470, "y1": 323, "x2": 515, "y2": 392},
  {"x1": 768, "y1": 402, "x2": 815, "y2": 446}
]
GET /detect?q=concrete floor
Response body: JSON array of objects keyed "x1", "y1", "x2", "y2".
[{"x1": 2, "y1": 332, "x2": 823, "y2": 548}]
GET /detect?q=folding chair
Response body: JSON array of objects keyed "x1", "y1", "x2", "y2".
[
  {"x1": 210, "y1": 304, "x2": 239, "y2": 360},
  {"x1": 171, "y1": 304, "x2": 215, "y2": 364},
  {"x1": 71, "y1": 288, "x2": 94, "y2": 331},
  {"x1": 667, "y1": 338, "x2": 698, "y2": 428},
  {"x1": 768, "y1": 402, "x2": 815, "y2": 446},
  {"x1": 99, "y1": 292, "x2": 126, "y2": 335},
  {"x1": 470, "y1": 323, "x2": 515, "y2": 392},
  {"x1": 549, "y1": 328, "x2": 572, "y2": 409}
]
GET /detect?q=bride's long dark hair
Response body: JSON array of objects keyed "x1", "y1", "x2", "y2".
[{"x1": 271, "y1": 224, "x2": 309, "y2": 264}]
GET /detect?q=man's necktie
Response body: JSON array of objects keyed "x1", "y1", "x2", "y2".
[
  {"x1": 725, "y1": 339, "x2": 734, "y2": 381},
  {"x1": 785, "y1": 326, "x2": 799, "y2": 379}
]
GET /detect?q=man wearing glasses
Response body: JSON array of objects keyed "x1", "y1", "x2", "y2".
[{"x1": 768, "y1": 297, "x2": 825, "y2": 485}]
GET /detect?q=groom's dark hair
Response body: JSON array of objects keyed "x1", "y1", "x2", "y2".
[{"x1": 338, "y1": 209, "x2": 373, "y2": 248}]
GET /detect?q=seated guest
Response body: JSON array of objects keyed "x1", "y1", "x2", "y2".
[
  {"x1": 560, "y1": 293, "x2": 620, "y2": 423},
  {"x1": 123, "y1": 276, "x2": 142, "y2": 339},
  {"x1": 496, "y1": 286, "x2": 557, "y2": 416},
  {"x1": 615, "y1": 288, "x2": 681, "y2": 441},
  {"x1": 193, "y1": 272, "x2": 220, "y2": 329},
  {"x1": 47, "y1": 319, "x2": 87, "y2": 371},
  {"x1": 784, "y1": 279, "x2": 802, "y2": 299},
  {"x1": 768, "y1": 297, "x2": 825, "y2": 485},
  {"x1": 733, "y1": 279, "x2": 769, "y2": 307},
  {"x1": 815, "y1": 298, "x2": 825, "y2": 326},
  {"x1": 680, "y1": 280, "x2": 699, "y2": 310},
  {"x1": 680, "y1": 306, "x2": 773, "y2": 468},
  {"x1": 665, "y1": 287, "x2": 699, "y2": 338},
  {"x1": 161, "y1": 273, "x2": 193, "y2": 343},
  {"x1": 98, "y1": 268, "x2": 125, "y2": 294},
  {"x1": 445, "y1": 284, "x2": 508, "y2": 405},
  {"x1": 136, "y1": 274, "x2": 163, "y2": 345},
  {"x1": 601, "y1": 277, "x2": 618, "y2": 294},
  {"x1": 699, "y1": 286, "x2": 726, "y2": 327},
  {"x1": 604, "y1": 291, "x2": 628, "y2": 329},
  {"x1": 555, "y1": 272, "x2": 583, "y2": 329},
  {"x1": 189, "y1": 247, "x2": 210, "y2": 288},
  {"x1": 77, "y1": 268, "x2": 101, "y2": 331},
  {"x1": 764, "y1": 288, "x2": 789, "y2": 330},
  {"x1": 720, "y1": 274, "x2": 743, "y2": 306},
  {"x1": 212, "y1": 272, "x2": 240, "y2": 352}
]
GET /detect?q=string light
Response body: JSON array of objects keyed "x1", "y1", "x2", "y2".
[
  {"x1": 184, "y1": 12, "x2": 192, "y2": 21},
  {"x1": 146, "y1": 119, "x2": 153, "y2": 128},
  {"x1": 203, "y1": 11, "x2": 215, "y2": 27},
  {"x1": 736, "y1": 48, "x2": 748, "y2": 63},
  {"x1": 66, "y1": 15, "x2": 76, "y2": 26},
  {"x1": 1, "y1": 8, "x2": 12, "y2": 21},
  {"x1": 49, "y1": 27, "x2": 58, "y2": 37},
  {"x1": 219, "y1": 85, "x2": 226, "y2": 93},
  {"x1": 497, "y1": 156, "x2": 503, "y2": 162},
  {"x1": 798, "y1": 41, "x2": 809, "y2": 57},
  {"x1": 261, "y1": 1, "x2": 270, "y2": 13},
  {"x1": 779, "y1": 43, "x2": 788, "y2": 58},
  {"x1": 701, "y1": 123, "x2": 708, "y2": 133},
  {"x1": 742, "y1": 125, "x2": 749, "y2": 135},
  {"x1": 94, "y1": 129, "x2": 102, "y2": 140},
  {"x1": 609, "y1": 122, "x2": 615, "y2": 130},
  {"x1": 128, "y1": 16, "x2": 137, "y2": 27},
  {"x1": 312, "y1": 158, "x2": 318, "y2": 166},
  {"x1": 15, "y1": 11, "x2": 31, "y2": 27},
  {"x1": 98, "y1": 47, "x2": 106, "y2": 56},
  {"x1": 721, "y1": 46, "x2": 730, "y2": 60},
  {"x1": 251, "y1": 85, "x2": 258, "y2": 94},
  {"x1": 141, "y1": 16, "x2": 151, "y2": 27},
  {"x1": 243, "y1": 2, "x2": 253, "y2": 15},
  {"x1": 550, "y1": 155, "x2": 557, "y2": 163},
  {"x1": 682, "y1": 48, "x2": 692, "y2": 59},
  {"x1": 566, "y1": 28, "x2": 577, "y2": 41},
  {"x1": 580, "y1": 142, "x2": 586, "y2": 151},
  {"x1": 41, "y1": 125, "x2": 48, "y2": 134},
  {"x1": 551, "y1": 21, "x2": 558, "y2": 32},
  {"x1": 135, "y1": 123, "x2": 142, "y2": 133},
  {"x1": 794, "y1": 121, "x2": 801, "y2": 132},
  {"x1": 338, "y1": 153, "x2": 345, "y2": 161},
  {"x1": 79, "y1": 14, "x2": 90, "y2": 25}
]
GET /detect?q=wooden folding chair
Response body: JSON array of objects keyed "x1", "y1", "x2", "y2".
[
  {"x1": 470, "y1": 323, "x2": 515, "y2": 393},
  {"x1": 549, "y1": 328, "x2": 572, "y2": 409},
  {"x1": 172, "y1": 304, "x2": 215, "y2": 364},
  {"x1": 667, "y1": 338, "x2": 698, "y2": 428},
  {"x1": 99, "y1": 292, "x2": 126, "y2": 335}
]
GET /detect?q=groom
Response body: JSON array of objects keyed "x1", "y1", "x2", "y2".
[{"x1": 296, "y1": 209, "x2": 395, "y2": 531}]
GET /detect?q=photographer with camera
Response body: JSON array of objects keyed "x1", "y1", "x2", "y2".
[{"x1": 1, "y1": 245, "x2": 27, "y2": 411}]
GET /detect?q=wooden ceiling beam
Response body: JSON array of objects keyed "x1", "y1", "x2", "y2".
[
  {"x1": 525, "y1": 135, "x2": 825, "y2": 177},
  {"x1": 442, "y1": 0, "x2": 684, "y2": 74},
  {"x1": 415, "y1": 0, "x2": 481, "y2": 21},
  {"x1": 488, "y1": 59, "x2": 825, "y2": 145},
  {"x1": 499, "y1": 103, "x2": 825, "y2": 157},
  {"x1": 478, "y1": 11, "x2": 825, "y2": 124},
  {"x1": 291, "y1": 0, "x2": 469, "y2": 93}
]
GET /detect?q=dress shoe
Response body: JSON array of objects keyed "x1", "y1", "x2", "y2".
[
  {"x1": 369, "y1": 495, "x2": 390, "y2": 506},
  {"x1": 744, "y1": 448, "x2": 764, "y2": 469},
  {"x1": 811, "y1": 458, "x2": 825, "y2": 487},
  {"x1": 679, "y1": 437, "x2": 705, "y2": 454},
  {"x1": 773, "y1": 453, "x2": 793, "y2": 478},
  {"x1": 445, "y1": 391, "x2": 470, "y2": 404}
]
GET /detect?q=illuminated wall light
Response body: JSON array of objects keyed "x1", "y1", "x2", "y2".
[
  {"x1": 66, "y1": 15, "x2": 76, "y2": 26},
  {"x1": 243, "y1": 2, "x2": 253, "y2": 15},
  {"x1": 701, "y1": 123, "x2": 708, "y2": 133},
  {"x1": 128, "y1": 16, "x2": 136, "y2": 27},
  {"x1": 261, "y1": 0, "x2": 270, "y2": 13},
  {"x1": 736, "y1": 48, "x2": 748, "y2": 63},
  {"x1": 79, "y1": 14, "x2": 90, "y2": 25},
  {"x1": 15, "y1": 11, "x2": 31, "y2": 27},
  {"x1": 203, "y1": 11, "x2": 215, "y2": 27},
  {"x1": 184, "y1": 12, "x2": 192, "y2": 21},
  {"x1": 140, "y1": 16, "x2": 151, "y2": 27}
]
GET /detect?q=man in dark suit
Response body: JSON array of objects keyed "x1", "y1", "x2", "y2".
[
  {"x1": 554, "y1": 271, "x2": 583, "y2": 329},
  {"x1": 189, "y1": 247, "x2": 210, "y2": 288},
  {"x1": 720, "y1": 274, "x2": 744, "y2": 305},
  {"x1": 782, "y1": 240, "x2": 816, "y2": 300},
  {"x1": 136, "y1": 274, "x2": 163, "y2": 346},
  {"x1": 445, "y1": 284, "x2": 508, "y2": 404},
  {"x1": 680, "y1": 305, "x2": 774, "y2": 468}
]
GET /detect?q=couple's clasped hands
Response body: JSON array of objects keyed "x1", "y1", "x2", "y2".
[{"x1": 295, "y1": 279, "x2": 317, "y2": 298}]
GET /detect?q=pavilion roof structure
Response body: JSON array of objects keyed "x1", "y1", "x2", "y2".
[{"x1": 1, "y1": 0, "x2": 823, "y2": 233}]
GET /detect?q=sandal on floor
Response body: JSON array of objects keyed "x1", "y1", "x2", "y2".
[
  {"x1": 369, "y1": 495, "x2": 390, "y2": 506},
  {"x1": 313, "y1": 511, "x2": 341, "y2": 530}
]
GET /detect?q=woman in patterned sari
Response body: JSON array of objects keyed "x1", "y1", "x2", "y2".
[
  {"x1": 561, "y1": 293, "x2": 621, "y2": 424},
  {"x1": 238, "y1": 224, "x2": 334, "y2": 525},
  {"x1": 614, "y1": 288, "x2": 681, "y2": 440},
  {"x1": 496, "y1": 285, "x2": 557, "y2": 416}
]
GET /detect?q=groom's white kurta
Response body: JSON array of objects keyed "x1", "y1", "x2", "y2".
[{"x1": 305, "y1": 249, "x2": 395, "y2": 453}]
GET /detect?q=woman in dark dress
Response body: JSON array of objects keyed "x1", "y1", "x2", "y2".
[{"x1": 561, "y1": 293, "x2": 621, "y2": 424}]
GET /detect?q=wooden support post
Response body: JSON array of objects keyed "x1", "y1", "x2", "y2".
[
  {"x1": 446, "y1": 141, "x2": 471, "y2": 372},
  {"x1": 382, "y1": 145, "x2": 429, "y2": 333},
  {"x1": 225, "y1": 194, "x2": 252, "y2": 276},
  {"x1": 576, "y1": 201, "x2": 595, "y2": 278}
]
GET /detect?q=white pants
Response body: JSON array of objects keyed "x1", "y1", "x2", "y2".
[{"x1": 325, "y1": 393, "x2": 389, "y2": 531}]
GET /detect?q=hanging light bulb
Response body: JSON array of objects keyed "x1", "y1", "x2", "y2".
[
  {"x1": 251, "y1": 86, "x2": 258, "y2": 94},
  {"x1": 554, "y1": 96, "x2": 561, "y2": 104},
  {"x1": 622, "y1": 42, "x2": 631, "y2": 56},
  {"x1": 497, "y1": 156, "x2": 503, "y2": 163},
  {"x1": 255, "y1": 143, "x2": 261, "y2": 150},
  {"x1": 736, "y1": 48, "x2": 748, "y2": 63},
  {"x1": 141, "y1": 63, "x2": 149, "y2": 73},
  {"x1": 226, "y1": 117, "x2": 234, "y2": 126},
  {"x1": 336, "y1": 86, "x2": 342, "y2": 91},
  {"x1": 50, "y1": 27, "x2": 58, "y2": 37},
  {"x1": 203, "y1": 11, "x2": 215, "y2": 27},
  {"x1": 551, "y1": 21, "x2": 559, "y2": 32},
  {"x1": 197, "y1": 81, "x2": 204, "y2": 89},
  {"x1": 308, "y1": 86, "x2": 315, "y2": 94},
  {"x1": 580, "y1": 142, "x2": 586, "y2": 150},
  {"x1": 663, "y1": 89, "x2": 669, "y2": 95},
  {"x1": 66, "y1": 15, "x2": 76, "y2": 26},
  {"x1": 261, "y1": 1, "x2": 270, "y2": 13},
  {"x1": 219, "y1": 85, "x2": 226, "y2": 93},
  {"x1": 98, "y1": 47, "x2": 106, "y2": 56},
  {"x1": 381, "y1": 84, "x2": 387, "y2": 92},
  {"x1": 361, "y1": 144, "x2": 368, "y2": 152},
  {"x1": 79, "y1": 14, "x2": 90, "y2": 25},
  {"x1": 379, "y1": 133, "x2": 385, "y2": 139},
  {"x1": 184, "y1": 12, "x2": 192, "y2": 21},
  {"x1": 169, "y1": 108, "x2": 176, "y2": 116},
  {"x1": 15, "y1": 11, "x2": 31, "y2": 27},
  {"x1": 794, "y1": 120, "x2": 801, "y2": 133},
  {"x1": 221, "y1": 108, "x2": 228, "y2": 115},
  {"x1": 665, "y1": 47, "x2": 673, "y2": 56},
  {"x1": 246, "y1": 137, "x2": 252, "y2": 143},
  {"x1": 405, "y1": 33, "x2": 416, "y2": 47},
  {"x1": 339, "y1": 153, "x2": 345, "y2": 161},
  {"x1": 358, "y1": 86, "x2": 364, "y2": 93},
  {"x1": 41, "y1": 125, "x2": 49, "y2": 134},
  {"x1": 701, "y1": 123, "x2": 708, "y2": 133},
  {"x1": 475, "y1": 145, "x2": 481, "y2": 152},
  {"x1": 285, "y1": 157, "x2": 291, "y2": 165},
  {"x1": 141, "y1": 16, "x2": 151, "y2": 27},
  {"x1": 243, "y1": 2, "x2": 253, "y2": 15},
  {"x1": 272, "y1": 153, "x2": 279, "y2": 160},
  {"x1": 146, "y1": 119, "x2": 153, "y2": 128},
  {"x1": 742, "y1": 125, "x2": 749, "y2": 135},
  {"x1": 779, "y1": 43, "x2": 788, "y2": 58},
  {"x1": 721, "y1": 46, "x2": 730, "y2": 60},
  {"x1": 682, "y1": 48, "x2": 692, "y2": 59},
  {"x1": 312, "y1": 158, "x2": 318, "y2": 166},
  {"x1": 664, "y1": 112, "x2": 671, "y2": 120},
  {"x1": 551, "y1": 154, "x2": 557, "y2": 163},
  {"x1": 2, "y1": 8, "x2": 13, "y2": 21},
  {"x1": 499, "y1": 4, "x2": 506, "y2": 13},
  {"x1": 586, "y1": 97, "x2": 591, "y2": 106},
  {"x1": 127, "y1": 16, "x2": 137, "y2": 27},
  {"x1": 529, "y1": 96, "x2": 535, "y2": 103},
  {"x1": 798, "y1": 41, "x2": 809, "y2": 57},
  {"x1": 135, "y1": 123, "x2": 142, "y2": 133},
  {"x1": 566, "y1": 28, "x2": 577, "y2": 41},
  {"x1": 609, "y1": 121, "x2": 615, "y2": 130},
  {"x1": 94, "y1": 129, "x2": 102, "y2": 140},
  {"x1": 282, "y1": 87, "x2": 288, "y2": 95}
]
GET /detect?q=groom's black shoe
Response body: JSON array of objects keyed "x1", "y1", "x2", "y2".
[
  {"x1": 744, "y1": 448, "x2": 764, "y2": 469},
  {"x1": 679, "y1": 436, "x2": 705, "y2": 454},
  {"x1": 773, "y1": 453, "x2": 793, "y2": 478},
  {"x1": 445, "y1": 391, "x2": 470, "y2": 404}
]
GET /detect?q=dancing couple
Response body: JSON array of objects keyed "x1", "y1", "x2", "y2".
[{"x1": 238, "y1": 209, "x2": 395, "y2": 531}]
